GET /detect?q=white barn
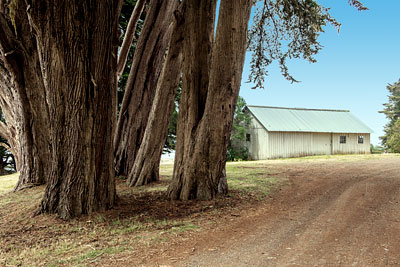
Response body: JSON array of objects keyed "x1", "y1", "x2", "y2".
[{"x1": 244, "y1": 106, "x2": 374, "y2": 160}]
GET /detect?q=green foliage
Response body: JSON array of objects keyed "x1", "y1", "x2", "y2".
[
  {"x1": 248, "y1": 0, "x2": 367, "y2": 89},
  {"x1": 248, "y1": 0, "x2": 341, "y2": 88},
  {"x1": 227, "y1": 147, "x2": 249, "y2": 162},
  {"x1": 386, "y1": 119, "x2": 400, "y2": 153},
  {"x1": 227, "y1": 97, "x2": 251, "y2": 161},
  {"x1": 370, "y1": 144, "x2": 384, "y2": 154},
  {"x1": 231, "y1": 97, "x2": 251, "y2": 142},
  {"x1": 379, "y1": 79, "x2": 400, "y2": 151}
]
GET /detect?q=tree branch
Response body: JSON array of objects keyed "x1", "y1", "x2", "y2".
[
  {"x1": 0, "y1": 13, "x2": 24, "y2": 88},
  {"x1": 117, "y1": 0, "x2": 146, "y2": 80},
  {"x1": 0, "y1": 120, "x2": 10, "y2": 141},
  {"x1": 348, "y1": 0, "x2": 368, "y2": 11},
  {"x1": 0, "y1": 59, "x2": 17, "y2": 112},
  {"x1": 0, "y1": 141, "x2": 11, "y2": 152}
]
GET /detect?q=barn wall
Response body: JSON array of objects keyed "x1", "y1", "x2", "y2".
[
  {"x1": 265, "y1": 132, "x2": 370, "y2": 159},
  {"x1": 332, "y1": 133, "x2": 370, "y2": 154},
  {"x1": 245, "y1": 116, "x2": 269, "y2": 160},
  {"x1": 245, "y1": 111, "x2": 371, "y2": 160},
  {"x1": 267, "y1": 132, "x2": 332, "y2": 159}
]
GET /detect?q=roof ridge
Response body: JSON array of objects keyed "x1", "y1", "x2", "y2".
[{"x1": 246, "y1": 105, "x2": 350, "y2": 112}]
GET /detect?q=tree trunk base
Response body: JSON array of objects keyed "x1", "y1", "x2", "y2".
[
  {"x1": 218, "y1": 167, "x2": 228, "y2": 195},
  {"x1": 13, "y1": 182, "x2": 41, "y2": 192},
  {"x1": 127, "y1": 165, "x2": 159, "y2": 187}
]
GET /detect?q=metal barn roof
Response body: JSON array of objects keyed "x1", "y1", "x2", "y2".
[{"x1": 246, "y1": 105, "x2": 374, "y2": 133}]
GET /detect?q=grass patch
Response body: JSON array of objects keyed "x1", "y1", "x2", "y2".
[
  {"x1": 73, "y1": 247, "x2": 120, "y2": 265},
  {"x1": 159, "y1": 162, "x2": 174, "y2": 177},
  {"x1": 0, "y1": 172, "x2": 18, "y2": 195},
  {"x1": 268, "y1": 153, "x2": 400, "y2": 163},
  {"x1": 169, "y1": 222, "x2": 200, "y2": 233},
  {"x1": 226, "y1": 163, "x2": 281, "y2": 199},
  {"x1": 161, "y1": 161, "x2": 283, "y2": 199}
]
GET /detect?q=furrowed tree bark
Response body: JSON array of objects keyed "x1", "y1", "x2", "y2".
[
  {"x1": 167, "y1": 0, "x2": 252, "y2": 200},
  {"x1": 114, "y1": 0, "x2": 177, "y2": 178},
  {"x1": 117, "y1": 0, "x2": 146, "y2": 80},
  {"x1": 127, "y1": 5, "x2": 185, "y2": 187},
  {"x1": 0, "y1": 65, "x2": 20, "y2": 170},
  {"x1": 0, "y1": 0, "x2": 4, "y2": 13},
  {"x1": 29, "y1": 0, "x2": 121, "y2": 219},
  {"x1": 166, "y1": 0, "x2": 217, "y2": 200},
  {"x1": 0, "y1": 62, "x2": 18, "y2": 158},
  {"x1": 0, "y1": 6, "x2": 51, "y2": 190}
]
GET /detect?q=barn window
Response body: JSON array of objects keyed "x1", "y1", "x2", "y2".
[
  {"x1": 246, "y1": 134, "x2": 251, "y2": 142},
  {"x1": 340, "y1": 136, "x2": 346, "y2": 144},
  {"x1": 358, "y1": 136, "x2": 364, "y2": 144}
]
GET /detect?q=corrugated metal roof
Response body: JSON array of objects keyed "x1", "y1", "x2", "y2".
[{"x1": 246, "y1": 105, "x2": 374, "y2": 133}]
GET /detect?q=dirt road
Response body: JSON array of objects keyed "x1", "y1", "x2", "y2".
[{"x1": 163, "y1": 157, "x2": 400, "y2": 266}]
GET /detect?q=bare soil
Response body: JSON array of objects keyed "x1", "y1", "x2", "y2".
[{"x1": 144, "y1": 157, "x2": 400, "y2": 266}]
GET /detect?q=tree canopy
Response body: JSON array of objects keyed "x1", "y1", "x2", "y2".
[
  {"x1": 380, "y1": 79, "x2": 400, "y2": 152},
  {"x1": 248, "y1": 0, "x2": 367, "y2": 89}
]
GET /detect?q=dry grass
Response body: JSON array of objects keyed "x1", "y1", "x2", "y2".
[
  {"x1": 0, "y1": 172, "x2": 19, "y2": 195},
  {"x1": 264, "y1": 153, "x2": 400, "y2": 163},
  {"x1": 0, "y1": 161, "x2": 282, "y2": 266}
]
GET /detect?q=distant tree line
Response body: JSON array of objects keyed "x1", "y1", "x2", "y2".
[{"x1": 227, "y1": 97, "x2": 251, "y2": 161}]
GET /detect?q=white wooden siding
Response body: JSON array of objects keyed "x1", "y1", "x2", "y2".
[
  {"x1": 245, "y1": 116, "x2": 269, "y2": 160},
  {"x1": 246, "y1": 129, "x2": 371, "y2": 160},
  {"x1": 267, "y1": 132, "x2": 332, "y2": 159},
  {"x1": 332, "y1": 133, "x2": 370, "y2": 154}
]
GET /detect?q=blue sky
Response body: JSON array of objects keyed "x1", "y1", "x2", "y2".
[{"x1": 240, "y1": 0, "x2": 400, "y2": 145}]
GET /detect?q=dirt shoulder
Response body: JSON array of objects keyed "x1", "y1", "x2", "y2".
[{"x1": 149, "y1": 156, "x2": 400, "y2": 266}]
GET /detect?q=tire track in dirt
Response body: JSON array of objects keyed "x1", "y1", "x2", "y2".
[
  {"x1": 273, "y1": 166, "x2": 400, "y2": 266},
  {"x1": 178, "y1": 158, "x2": 400, "y2": 267}
]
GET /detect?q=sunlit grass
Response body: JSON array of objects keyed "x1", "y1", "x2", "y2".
[
  {"x1": 267, "y1": 153, "x2": 400, "y2": 163},
  {"x1": 0, "y1": 172, "x2": 18, "y2": 195},
  {"x1": 226, "y1": 164, "x2": 282, "y2": 198},
  {"x1": 159, "y1": 162, "x2": 174, "y2": 177}
]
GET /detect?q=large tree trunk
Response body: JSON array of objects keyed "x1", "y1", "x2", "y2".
[
  {"x1": 25, "y1": 0, "x2": 122, "y2": 219},
  {"x1": 166, "y1": 0, "x2": 217, "y2": 200},
  {"x1": 167, "y1": 0, "x2": 252, "y2": 200},
  {"x1": 114, "y1": 0, "x2": 177, "y2": 178},
  {"x1": 127, "y1": 4, "x2": 185, "y2": 186},
  {"x1": 0, "y1": 6, "x2": 52, "y2": 190}
]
